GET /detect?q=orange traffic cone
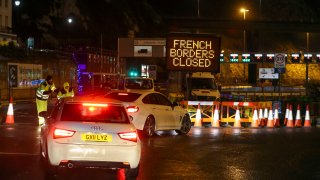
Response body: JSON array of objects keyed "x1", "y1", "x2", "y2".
[
  {"x1": 233, "y1": 106, "x2": 241, "y2": 128},
  {"x1": 194, "y1": 103, "x2": 202, "y2": 127},
  {"x1": 295, "y1": 104, "x2": 302, "y2": 127},
  {"x1": 5, "y1": 97, "x2": 14, "y2": 124},
  {"x1": 211, "y1": 105, "x2": 220, "y2": 128},
  {"x1": 286, "y1": 105, "x2": 294, "y2": 127},
  {"x1": 284, "y1": 104, "x2": 289, "y2": 126},
  {"x1": 259, "y1": 107, "x2": 264, "y2": 127},
  {"x1": 251, "y1": 107, "x2": 259, "y2": 128},
  {"x1": 263, "y1": 107, "x2": 268, "y2": 127},
  {"x1": 274, "y1": 104, "x2": 280, "y2": 127},
  {"x1": 267, "y1": 108, "x2": 274, "y2": 128},
  {"x1": 304, "y1": 105, "x2": 311, "y2": 127}
]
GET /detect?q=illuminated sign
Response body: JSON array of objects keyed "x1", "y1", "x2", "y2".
[
  {"x1": 166, "y1": 33, "x2": 221, "y2": 72},
  {"x1": 220, "y1": 54, "x2": 224, "y2": 62},
  {"x1": 303, "y1": 53, "x2": 312, "y2": 63},
  {"x1": 266, "y1": 54, "x2": 275, "y2": 62},
  {"x1": 242, "y1": 53, "x2": 251, "y2": 63},
  {"x1": 259, "y1": 68, "x2": 279, "y2": 79},
  {"x1": 230, "y1": 53, "x2": 239, "y2": 62},
  {"x1": 291, "y1": 53, "x2": 300, "y2": 63},
  {"x1": 253, "y1": 54, "x2": 263, "y2": 62},
  {"x1": 317, "y1": 54, "x2": 320, "y2": 63}
]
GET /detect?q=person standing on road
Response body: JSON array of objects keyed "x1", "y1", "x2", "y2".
[
  {"x1": 35, "y1": 75, "x2": 56, "y2": 125},
  {"x1": 57, "y1": 82, "x2": 74, "y2": 100}
]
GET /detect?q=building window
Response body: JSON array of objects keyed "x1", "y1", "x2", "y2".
[
  {"x1": 5, "y1": 15, "x2": 8, "y2": 27},
  {"x1": 5, "y1": 0, "x2": 8, "y2": 8}
]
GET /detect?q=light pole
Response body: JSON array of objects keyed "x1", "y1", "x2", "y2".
[
  {"x1": 240, "y1": 8, "x2": 249, "y2": 83},
  {"x1": 306, "y1": 32, "x2": 310, "y2": 95},
  {"x1": 240, "y1": 8, "x2": 249, "y2": 52}
]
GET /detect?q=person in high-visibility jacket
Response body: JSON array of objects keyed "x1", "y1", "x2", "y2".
[
  {"x1": 57, "y1": 82, "x2": 74, "y2": 100},
  {"x1": 36, "y1": 75, "x2": 56, "y2": 125}
]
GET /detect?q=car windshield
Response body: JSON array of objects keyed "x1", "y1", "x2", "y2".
[
  {"x1": 190, "y1": 78, "x2": 217, "y2": 89},
  {"x1": 60, "y1": 103, "x2": 129, "y2": 123},
  {"x1": 105, "y1": 92, "x2": 141, "y2": 102},
  {"x1": 125, "y1": 79, "x2": 153, "y2": 90}
]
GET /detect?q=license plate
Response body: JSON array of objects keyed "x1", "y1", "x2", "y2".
[{"x1": 81, "y1": 133, "x2": 112, "y2": 142}]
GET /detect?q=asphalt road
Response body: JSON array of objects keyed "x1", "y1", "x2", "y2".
[{"x1": 0, "y1": 102, "x2": 320, "y2": 180}]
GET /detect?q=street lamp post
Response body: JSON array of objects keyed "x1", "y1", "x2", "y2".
[
  {"x1": 306, "y1": 32, "x2": 310, "y2": 96},
  {"x1": 241, "y1": 8, "x2": 249, "y2": 83}
]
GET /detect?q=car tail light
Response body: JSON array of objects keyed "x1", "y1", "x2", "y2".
[
  {"x1": 53, "y1": 128, "x2": 75, "y2": 139},
  {"x1": 82, "y1": 103, "x2": 108, "y2": 107},
  {"x1": 126, "y1": 106, "x2": 139, "y2": 113},
  {"x1": 118, "y1": 131, "x2": 138, "y2": 142}
]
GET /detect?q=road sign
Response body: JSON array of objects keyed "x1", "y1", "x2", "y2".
[
  {"x1": 259, "y1": 68, "x2": 279, "y2": 79},
  {"x1": 274, "y1": 53, "x2": 286, "y2": 68}
]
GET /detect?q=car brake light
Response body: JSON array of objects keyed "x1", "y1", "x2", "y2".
[
  {"x1": 126, "y1": 106, "x2": 139, "y2": 113},
  {"x1": 82, "y1": 103, "x2": 108, "y2": 107},
  {"x1": 53, "y1": 128, "x2": 75, "y2": 139},
  {"x1": 118, "y1": 131, "x2": 138, "y2": 142}
]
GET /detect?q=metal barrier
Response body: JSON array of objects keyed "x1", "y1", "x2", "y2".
[{"x1": 180, "y1": 101, "x2": 220, "y2": 123}]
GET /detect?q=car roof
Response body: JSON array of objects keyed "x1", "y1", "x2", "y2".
[
  {"x1": 60, "y1": 95, "x2": 124, "y2": 105},
  {"x1": 108, "y1": 89, "x2": 160, "y2": 95}
]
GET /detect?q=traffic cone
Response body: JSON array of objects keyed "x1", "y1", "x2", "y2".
[
  {"x1": 259, "y1": 107, "x2": 264, "y2": 127},
  {"x1": 284, "y1": 104, "x2": 289, "y2": 126},
  {"x1": 286, "y1": 105, "x2": 294, "y2": 127},
  {"x1": 295, "y1": 104, "x2": 302, "y2": 127},
  {"x1": 194, "y1": 103, "x2": 202, "y2": 127},
  {"x1": 274, "y1": 104, "x2": 280, "y2": 127},
  {"x1": 267, "y1": 108, "x2": 274, "y2": 128},
  {"x1": 233, "y1": 106, "x2": 241, "y2": 128},
  {"x1": 304, "y1": 105, "x2": 311, "y2": 127},
  {"x1": 251, "y1": 107, "x2": 259, "y2": 128},
  {"x1": 211, "y1": 105, "x2": 220, "y2": 128},
  {"x1": 5, "y1": 97, "x2": 14, "y2": 124},
  {"x1": 263, "y1": 107, "x2": 268, "y2": 127}
]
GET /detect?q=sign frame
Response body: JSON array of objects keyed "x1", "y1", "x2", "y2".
[{"x1": 166, "y1": 33, "x2": 221, "y2": 72}]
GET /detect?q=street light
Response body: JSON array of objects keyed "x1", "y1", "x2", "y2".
[
  {"x1": 240, "y1": 8, "x2": 249, "y2": 52},
  {"x1": 14, "y1": 0, "x2": 21, "y2": 6},
  {"x1": 240, "y1": 8, "x2": 249, "y2": 83}
]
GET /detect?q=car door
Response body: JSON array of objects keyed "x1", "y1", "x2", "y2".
[{"x1": 154, "y1": 93, "x2": 177, "y2": 129}]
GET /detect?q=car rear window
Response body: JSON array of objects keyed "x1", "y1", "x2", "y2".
[
  {"x1": 105, "y1": 92, "x2": 141, "y2": 102},
  {"x1": 60, "y1": 103, "x2": 130, "y2": 123}
]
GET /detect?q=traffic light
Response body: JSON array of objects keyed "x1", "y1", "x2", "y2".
[
  {"x1": 291, "y1": 53, "x2": 300, "y2": 63},
  {"x1": 253, "y1": 53, "x2": 263, "y2": 62},
  {"x1": 220, "y1": 53, "x2": 224, "y2": 62},
  {"x1": 128, "y1": 68, "x2": 138, "y2": 77},
  {"x1": 229, "y1": 53, "x2": 239, "y2": 62},
  {"x1": 242, "y1": 53, "x2": 251, "y2": 63}
]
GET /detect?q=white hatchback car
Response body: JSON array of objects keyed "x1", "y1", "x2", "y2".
[
  {"x1": 40, "y1": 96, "x2": 141, "y2": 178},
  {"x1": 104, "y1": 90, "x2": 192, "y2": 137}
]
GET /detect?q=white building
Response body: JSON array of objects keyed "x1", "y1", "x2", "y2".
[{"x1": 0, "y1": 0, "x2": 17, "y2": 46}]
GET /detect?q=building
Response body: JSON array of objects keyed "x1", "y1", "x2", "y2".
[{"x1": 0, "y1": 0, "x2": 17, "y2": 46}]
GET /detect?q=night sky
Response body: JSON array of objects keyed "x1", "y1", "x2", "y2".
[{"x1": 13, "y1": 0, "x2": 320, "y2": 50}]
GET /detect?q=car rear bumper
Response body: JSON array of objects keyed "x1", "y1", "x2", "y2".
[
  {"x1": 59, "y1": 160, "x2": 130, "y2": 169},
  {"x1": 48, "y1": 142, "x2": 141, "y2": 169}
]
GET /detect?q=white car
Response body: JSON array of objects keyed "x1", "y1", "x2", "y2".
[
  {"x1": 104, "y1": 90, "x2": 192, "y2": 137},
  {"x1": 40, "y1": 96, "x2": 141, "y2": 178}
]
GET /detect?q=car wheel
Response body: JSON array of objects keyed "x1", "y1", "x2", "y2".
[
  {"x1": 175, "y1": 114, "x2": 192, "y2": 135},
  {"x1": 41, "y1": 144, "x2": 58, "y2": 177},
  {"x1": 125, "y1": 164, "x2": 140, "y2": 179},
  {"x1": 143, "y1": 116, "x2": 155, "y2": 137}
]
